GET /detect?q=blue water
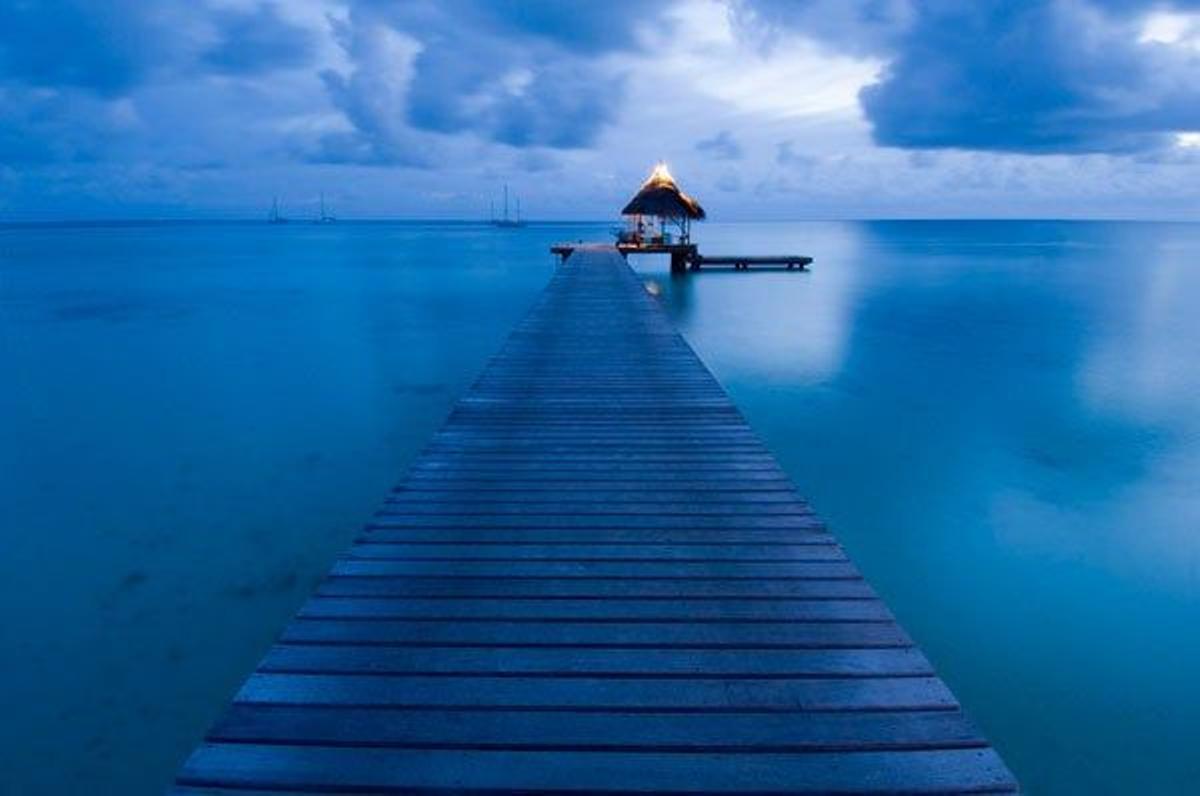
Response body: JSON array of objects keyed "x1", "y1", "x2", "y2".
[{"x1": 2, "y1": 220, "x2": 1198, "y2": 794}]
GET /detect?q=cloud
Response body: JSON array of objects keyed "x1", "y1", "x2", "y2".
[
  {"x1": 459, "y1": 0, "x2": 659, "y2": 54},
  {"x1": 696, "y1": 130, "x2": 744, "y2": 160},
  {"x1": 202, "y1": 3, "x2": 319, "y2": 75},
  {"x1": 0, "y1": 1, "x2": 324, "y2": 94},
  {"x1": 312, "y1": 18, "x2": 433, "y2": 166},
  {"x1": 776, "y1": 141, "x2": 817, "y2": 169},
  {"x1": 328, "y1": 0, "x2": 662, "y2": 151},
  {"x1": 0, "y1": 0, "x2": 171, "y2": 95},
  {"x1": 405, "y1": 45, "x2": 624, "y2": 148},
  {"x1": 2, "y1": 0, "x2": 1198, "y2": 219},
  {"x1": 0, "y1": 86, "x2": 139, "y2": 164},
  {"x1": 715, "y1": 171, "x2": 743, "y2": 191},
  {"x1": 740, "y1": 0, "x2": 1200, "y2": 154},
  {"x1": 861, "y1": 1, "x2": 1200, "y2": 154},
  {"x1": 730, "y1": 0, "x2": 914, "y2": 57}
]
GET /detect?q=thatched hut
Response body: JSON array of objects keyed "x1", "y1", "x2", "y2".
[{"x1": 620, "y1": 163, "x2": 705, "y2": 245}]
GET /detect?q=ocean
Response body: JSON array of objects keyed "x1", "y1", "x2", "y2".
[{"x1": 2, "y1": 220, "x2": 1198, "y2": 793}]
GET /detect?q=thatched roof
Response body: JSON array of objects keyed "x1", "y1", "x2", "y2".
[{"x1": 621, "y1": 163, "x2": 706, "y2": 220}]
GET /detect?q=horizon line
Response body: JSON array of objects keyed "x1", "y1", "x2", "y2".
[{"x1": 2, "y1": 215, "x2": 1198, "y2": 228}]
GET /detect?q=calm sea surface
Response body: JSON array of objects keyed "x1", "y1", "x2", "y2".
[{"x1": 2, "y1": 220, "x2": 1198, "y2": 794}]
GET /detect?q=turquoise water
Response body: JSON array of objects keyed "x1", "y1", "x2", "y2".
[{"x1": 2, "y1": 220, "x2": 1198, "y2": 793}]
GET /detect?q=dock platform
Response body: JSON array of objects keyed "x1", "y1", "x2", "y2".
[
  {"x1": 174, "y1": 246, "x2": 1015, "y2": 794},
  {"x1": 692, "y1": 254, "x2": 812, "y2": 271},
  {"x1": 552, "y1": 243, "x2": 812, "y2": 272}
]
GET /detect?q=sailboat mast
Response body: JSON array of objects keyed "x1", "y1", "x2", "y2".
[{"x1": 503, "y1": 184, "x2": 509, "y2": 222}]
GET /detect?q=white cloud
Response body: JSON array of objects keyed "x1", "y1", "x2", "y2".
[
  {"x1": 647, "y1": 0, "x2": 882, "y2": 120},
  {"x1": 1139, "y1": 10, "x2": 1200, "y2": 49}
]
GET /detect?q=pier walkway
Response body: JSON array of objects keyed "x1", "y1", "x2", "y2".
[{"x1": 175, "y1": 247, "x2": 1016, "y2": 794}]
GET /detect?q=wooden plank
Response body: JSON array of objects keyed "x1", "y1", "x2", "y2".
[
  {"x1": 315, "y1": 576, "x2": 878, "y2": 599},
  {"x1": 297, "y1": 596, "x2": 889, "y2": 622},
  {"x1": 204, "y1": 710, "x2": 984, "y2": 753},
  {"x1": 174, "y1": 246, "x2": 1015, "y2": 793},
  {"x1": 178, "y1": 744, "x2": 1014, "y2": 793},
  {"x1": 208, "y1": 705, "x2": 982, "y2": 751},
  {"x1": 257, "y1": 645, "x2": 933, "y2": 677},
  {"x1": 280, "y1": 619, "x2": 912, "y2": 648},
  {"x1": 329, "y1": 560, "x2": 861, "y2": 579},
  {"x1": 357, "y1": 529, "x2": 837, "y2": 544},
  {"x1": 345, "y1": 543, "x2": 847, "y2": 559},
  {"x1": 355, "y1": 528, "x2": 840, "y2": 547},
  {"x1": 389, "y1": 489, "x2": 807, "y2": 502},
  {"x1": 377, "y1": 501, "x2": 817, "y2": 516},
  {"x1": 366, "y1": 516, "x2": 824, "y2": 530},
  {"x1": 400, "y1": 472, "x2": 797, "y2": 483},
  {"x1": 234, "y1": 672, "x2": 959, "y2": 711}
]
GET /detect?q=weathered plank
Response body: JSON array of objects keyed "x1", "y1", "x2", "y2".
[
  {"x1": 233, "y1": 672, "x2": 960, "y2": 711},
  {"x1": 343, "y1": 542, "x2": 848, "y2": 559},
  {"x1": 178, "y1": 745, "x2": 1014, "y2": 793},
  {"x1": 256, "y1": 645, "x2": 934, "y2": 677},
  {"x1": 279, "y1": 619, "x2": 913, "y2": 648},
  {"x1": 174, "y1": 246, "x2": 1016, "y2": 793},
  {"x1": 316, "y1": 575, "x2": 879, "y2": 599},
  {"x1": 207, "y1": 705, "x2": 982, "y2": 751},
  {"x1": 297, "y1": 596, "x2": 889, "y2": 621}
]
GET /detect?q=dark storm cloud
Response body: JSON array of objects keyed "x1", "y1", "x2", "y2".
[{"x1": 738, "y1": 0, "x2": 1200, "y2": 154}]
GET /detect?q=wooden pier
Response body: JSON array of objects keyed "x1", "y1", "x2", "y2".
[
  {"x1": 692, "y1": 254, "x2": 812, "y2": 271},
  {"x1": 174, "y1": 246, "x2": 1015, "y2": 794},
  {"x1": 552, "y1": 243, "x2": 812, "y2": 273}
]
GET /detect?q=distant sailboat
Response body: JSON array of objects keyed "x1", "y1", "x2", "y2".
[
  {"x1": 491, "y1": 184, "x2": 526, "y2": 228},
  {"x1": 314, "y1": 193, "x2": 336, "y2": 224},
  {"x1": 268, "y1": 197, "x2": 288, "y2": 225}
]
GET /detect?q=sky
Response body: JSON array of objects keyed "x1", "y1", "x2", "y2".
[{"x1": 2, "y1": 0, "x2": 1200, "y2": 221}]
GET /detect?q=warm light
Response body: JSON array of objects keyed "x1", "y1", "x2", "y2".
[
  {"x1": 628, "y1": 161, "x2": 704, "y2": 221},
  {"x1": 644, "y1": 161, "x2": 675, "y2": 187}
]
